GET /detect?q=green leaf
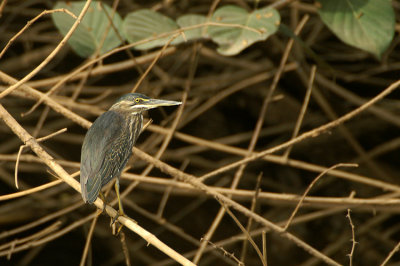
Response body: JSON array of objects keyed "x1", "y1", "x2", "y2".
[
  {"x1": 208, "y1": 5, "x2": 280, "y2": 56},
  {"x1": 176, "y1": 14, "x2": 208, "y2": 41},
  {"x1": 52, "y1": 1, "x2": 123, "y2": 58},
  {"x1": 123, "y1": 9, "x2": 181, "y2": 50},
  {"x1": 317, "y1": 0, "x2": 395, "y2": 58}
]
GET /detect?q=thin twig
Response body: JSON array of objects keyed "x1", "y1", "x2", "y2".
[
  {"x1": 119, "y1": 231, "x2": 132, "y2": 266},
  {"x1": 346, "y1": 209, "x2": 356, "y2": 266},
  {"x1": 223, "y1": 202, "x2": 266, "y2": 266},
  {"x1": 199, "y1": 79, "x2": 400, "y2": 181},
  {"x1": 240, "y1": 172, "x2": 263, "y2": 262},
  {"x1": 380, "y1": 240, "x2": 400, "y2": 266},
  {"x1": 283, "y1": 64, "x2": 316, "y2": 160},
  {"x1": 200, "y1": 238, "x2": 244, "y2": 266},
  {"x1": 14, "y1": 128, "x2": 67, "y2": 189},
  {"x1": 284, "y1": 163, "x2": 358, "y2": 231},
  {"x1": 0, "y1": 8, "x2": 77, "y2": 59},
  {"x1": 80, "y1": 211, "x2": 100, "y2": 266},
  {"x1": 0, "y1": 104, "x2": 195, "y2": 266},
  {"x1": 0, "y1": 0, "x2": 92, "y2": 98}
]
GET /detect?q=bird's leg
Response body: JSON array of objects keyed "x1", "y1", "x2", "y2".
[
  {"x1": 99, "y1": 192, "x2": 107, "y2": 213},
  {"x1": 111, "y1": 179, "x2": 125, "y2": 225}
]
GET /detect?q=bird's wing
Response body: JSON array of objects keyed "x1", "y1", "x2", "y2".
[{"x1": 80, "y1": 111, "x2": 135, "y2": 203}]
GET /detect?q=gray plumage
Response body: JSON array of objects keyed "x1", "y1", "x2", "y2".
[
  {"x1": 80, "y1": 110, "x2": 142, "y2": 203},
  {"x1": 80, "y1": 93, "x2": 181, "y2": 205}
]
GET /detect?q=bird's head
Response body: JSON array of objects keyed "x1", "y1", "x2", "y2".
[{"x1": 110, "y1": 93, "x2": 181, "y2": 113}]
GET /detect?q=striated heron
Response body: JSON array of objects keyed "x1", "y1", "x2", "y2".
[{"x1": 80, "y1": 93, "x2": 181, "y2": 220}]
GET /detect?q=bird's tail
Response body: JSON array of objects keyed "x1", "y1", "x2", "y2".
[{"x1": 81, "y1": 173, "x2": 101, "y2": 204}]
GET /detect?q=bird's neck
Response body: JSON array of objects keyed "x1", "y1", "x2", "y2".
[{"x1": 127, "y1": 113, "x2": 143, "y2": 142}]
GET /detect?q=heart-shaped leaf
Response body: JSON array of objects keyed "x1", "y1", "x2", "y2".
[
  {"x1": 317, "y1": 0, "x2": 395, "y2": 58},
  {"x1": 176, "y1": 14, "x2": 208, "y2": 41},
  {"x1": 123, "y1": 9, "x2": 182, "y2": 50},
  {"x1": 52, "y1": 1, "x2": 123, "y2": 58},
  {"x1": 208, "y1": 5, "x2": 280, "y2": 56}
]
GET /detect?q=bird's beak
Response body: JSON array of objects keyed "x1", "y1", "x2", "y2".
[{"x1": 139, "y1": 98, "x2": 182, "y2": 110}]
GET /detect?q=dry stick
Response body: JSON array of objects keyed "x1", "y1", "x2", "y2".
[
  {"x1": 81, "y1": 89, "x2": 113, "y2": 104},
  {"x1": 25, "y1": 47, "x2": 175, "y2": 88},
  {"x1": 130, "y1": 33, "x2": 181, "y2": 93},
  {"x1": 297, "y1": 66, "x2": 390, "y2": 181},
  {"x1": 24, "y1": 62, "x2": 97, "y2": 117},
  {"x1": 380, "y1": 240, "x2": 400, "y2": 266},
  {"x1": 355, "y1": 136, "x2": 400, "y2": 163},
  {"x1": 5, "y1": 149, "x2": 395, "y2": 206},
  {"x1": 123, "y1": 197, "x2": 201, "y2": 247},
  {"x1": 0, "y1": 70, "x2": 91, "y2": 128},
  {"x1": 283, "y1": 65, "x2": 315, "y2": 160},
  {"x1": 0, "y1": 0, "x2": 93, "y2": 98},
  {"x1": 129, "y1": 181, "x2": 232, "y2": 263},
  {"x1": 151, "y1": 124, "x2": 400, "y2": 193},
  {"x1": 129, "y1": 80, "x2": 395, "y2": 264},
  {"x1": 15, "y1": 128, "x2": 67, "y2": 189},
  {"x1": 159, "y1": 206, "x2": 360, "y2": 266},
  {"x1": 181, "y1": 63, "x2": 297, "y2": 127},
  {"x1": 0, "y1": 8, "x2": 77, "y2": 59},
  {"x1": 0, "y1": 0, "x2": 7, "y2": 18},
  {"x1": 25, "y1": 21, "x2": 255, "y2": 110},
  {"x1": 0, "y1": 105, "x2": 195, "y2": 266},
  {"x1": 121, "y1": 174, "x2": 400, "y2": 208},
  {"x1": 32, "y1": 106, "x2": 51, "y2": 138},
  {"x1": 198, "y1": 78, "x2": 400, "y2": 181},
  {"x1": 0, "y1": 212, "x2": 98, "y2": 258},
  {"x1": 284, "y1": 163, "x2": 358, "y2": 231},
  {"x1": 302, "y1": 212, "x2": 389, "y2": 266},
  {"x1": 269, "y1": 0, "x2": 298, "y2": 8},
  {"x1": 26, "y1": 1, "x2": 120, "y2": 115},
  {"x1": 17, "y1": 244, "x2": 45, "y2": 266},
  {"x1": 100, "y1": 0, "x2": 144, "y2": 77},
  {"x1": 122, "y1": 197, "x2": 223, "y2": 264},
  {"x1": 71, "y1": 0, "x2": 120, "y2": 101},
  {"x1": 194, "y1": 15, "x2": 309, "y2": 262},
  {"x1": 222, "y1": 203, "x2": 266, "y2": 266},
  {"x1": 80, "y1": 210, "x2": 101, "y2": 266},
  {"x1": 10, "y1": 155, "x2": 400, "y2": 210},
  {"x1": 2, "y1": 221, "x2": 61, "y2": 257},
  {"x1": 134, "y1": 148, "x2": 340, "y2": 266},
  {"x1": 6, "y1": 154, "x2": 400, "y2": 209},
  {"x1": 157, "y1": 159, "x2": 189, "y2": 218},
  {"x1": 262, "y1": 231, "x2": 267, "y2": 265},
  {"x1": 0, "y1": 180, "x2": 62, "y2": 201},
  {"x1": 346, "y1": 209, "x2": 356, "y2": 266},
  {"x1": 119, "y1": 231, "x2": 131, "y2": 266},
  {"x1": 240, "y1": 172, "x2": 263, "y2": 262},
  {"x1": 0, "y1": 199, "x2": 83, "y2": 240},
  {"x1": 202, "y1": 239, "x2": 244, "y2": 266},
  {"x1": 24, "y1": 31, "x2": 179, "y2": 116},
  {"x1": 315, "y1": 73, "x2": 400, "y2": 128},
  {"x1": 0, "y1": 221, "x2": 60, "y2": 252}
]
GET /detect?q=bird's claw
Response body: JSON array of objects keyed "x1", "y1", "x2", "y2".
[
  {"x1": 111, "y1": 211, "x2": 124, "y2": 236},
  {"x1": 111, "y1": 212, "x2": 121, "y2": 225}
]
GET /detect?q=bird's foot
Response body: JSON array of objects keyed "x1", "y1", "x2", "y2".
[
  {"x1": 111, "y1": 211, "x2": 122, "y2": 225},
  {"x1": 111, "y1": 210, "x2": 124, "y2": 235}
]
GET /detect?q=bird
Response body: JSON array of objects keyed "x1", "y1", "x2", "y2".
[{"x1": 80, "y1": 93, "x2": 181, "y2": 220}]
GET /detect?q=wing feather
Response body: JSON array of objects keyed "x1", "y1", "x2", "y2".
[{"x1": 80, "y1": 111, "x2": 141, "y2": 203}]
